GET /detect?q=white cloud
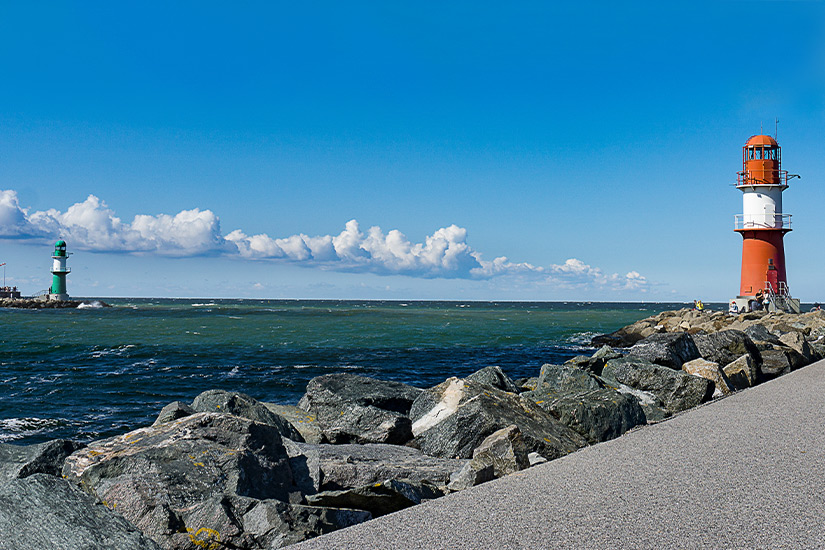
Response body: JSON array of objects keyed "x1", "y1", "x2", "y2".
[
  {"x1": 0, "y1": 189, "x2": 649, "y2": 291},
  {"x1": 16, "y1": 192, "x2": 223, "y2": 255},
  {"x1": 546, "y1": 258, "x2": 648, "y2": 291},
  {"x1": 227, "y1": 220, "x2": 483, "y2": 278},
  {"x1": 0, "y1": 190, "x2": 39, "y2": 237}
]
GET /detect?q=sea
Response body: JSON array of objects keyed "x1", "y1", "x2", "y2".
[{"x1": 0, "y1": 299, "x2": 702, "y2": 446}]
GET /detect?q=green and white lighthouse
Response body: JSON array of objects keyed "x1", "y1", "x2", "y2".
[{"x1": 49, "y1": 240, "x2": 70, "y2": 301}]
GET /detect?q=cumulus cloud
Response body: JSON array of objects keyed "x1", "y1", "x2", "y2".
[
  {"x1": 0, "y1": 190, "x2": 38, "y2": 237},
  {"x1": 0, "y1": 189, "x2": 648, "y2": 291},
  {"x1": 7, "y1": 191, "x2": 224, "y2": 255},
  {"x1": 546, "y1": 259, "x2": 648, "y2": 292},
  {"x1": 226, "y1": 220, "x2": 482, "y2": 277}
]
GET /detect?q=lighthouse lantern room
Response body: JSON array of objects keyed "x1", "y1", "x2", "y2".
[
  {"x1": 732, "y1": 135, "x2": 800, "y2": 313},
  {"x1": 49, "y1": 239, "x2": 71, "y2": 301}
]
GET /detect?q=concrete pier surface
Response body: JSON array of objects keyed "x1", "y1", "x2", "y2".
[{"x1": 295, "y1": 359, "x2": 825, "y2": 549}]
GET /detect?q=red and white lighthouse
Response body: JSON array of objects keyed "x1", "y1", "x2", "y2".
[{"x1": 733, "y1": 134, "x2": 800, "y2": 313}]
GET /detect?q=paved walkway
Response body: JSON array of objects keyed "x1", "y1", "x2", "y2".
[{"x1": 294, "y1": 359, "x2": 825, "y2": 549}]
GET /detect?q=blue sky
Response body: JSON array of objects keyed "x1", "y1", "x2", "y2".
[{"x1": 1, "y1": 2, "x2": 824, "y2": 301}]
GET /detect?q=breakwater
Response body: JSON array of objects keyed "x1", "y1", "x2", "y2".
[
  {"x1": 0, "y1": 299, "x2": 669, "y2": 444},
  {"x1": 0, "y1": 298, "x2": 95, "y2": 309},
  {"x1": 2, "y1": 304, "x2": 824, "y2": 548}
]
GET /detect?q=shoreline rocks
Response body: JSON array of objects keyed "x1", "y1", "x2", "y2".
[
  {"x1": 0, "y1": 297, "x2": 110, "y2": 309},
  {"x1": 3, "y1": 308, "x2": 824, "y2": 547}
]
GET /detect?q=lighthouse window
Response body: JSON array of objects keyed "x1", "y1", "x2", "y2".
[
  {"x1": 747, "y1": 147, "x2": 763, "y2": 160},
  {"x1": 764, "y1": 148, "x2": 777, "y2": 160}
]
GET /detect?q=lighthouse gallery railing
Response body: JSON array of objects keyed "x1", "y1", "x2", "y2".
[{"x1": 733, "y1": 214, "x2": 791, "y2": 230}]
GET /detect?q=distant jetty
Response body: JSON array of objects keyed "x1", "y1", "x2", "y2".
[{"x1": 0, "y1": 297, "x2": 109, "y2": 309}]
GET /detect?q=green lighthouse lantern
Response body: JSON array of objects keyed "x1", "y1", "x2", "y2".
[{"x1": 49, "y1": 240, "x2": 70, "y2": 301}]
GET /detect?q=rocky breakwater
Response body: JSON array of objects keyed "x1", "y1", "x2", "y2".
[
  {"x1": 2, "y1": 309, "x2": 824, "y2": 548},
  {"x1": 0, "y1": 297, "x2": 110, "y2": 309},
  {"x1": 592, "y1": 307, "x2": 825, "y2": 383}
]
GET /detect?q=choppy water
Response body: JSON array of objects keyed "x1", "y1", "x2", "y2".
[{"x1": 0, "y1": 299, "x2": 690, "y2": 445}]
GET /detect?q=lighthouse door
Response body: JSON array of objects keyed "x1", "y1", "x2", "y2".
[
  {"x1": 766, "y1": 265, "x2": 779, "y2": 294},
  {"x1": 764, "y1": 202, "x2": 775, "y2": 228}
]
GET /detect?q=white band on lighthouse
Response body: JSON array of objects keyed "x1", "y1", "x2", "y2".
[{"x1": 740, "y1": 187, "x2": 783, "y2": 229}]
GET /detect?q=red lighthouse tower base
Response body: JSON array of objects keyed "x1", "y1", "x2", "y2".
[{"x1": 737, "y1": 229, "x2": 788, "y2": 297}]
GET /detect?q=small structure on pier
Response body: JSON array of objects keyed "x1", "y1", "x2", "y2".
[
  {"x1": 0, "y1": 262, "x2": 21, "y2": 298},
  {"x1": 0, "y1": 286, "x2": 21, "y2": 299},
  {"x1": 732, "y1": 134, "x2": 800, "y2": 313}
]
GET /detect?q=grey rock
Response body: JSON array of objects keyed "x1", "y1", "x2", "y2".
[
  {"x1": 264, "y1": 403, "x2": 324, "y2": 444},
  {"x1": 168, "y1": 492, "x2": 372, "y2": 549},
  {"x1": 447, "y1": 425, "x2": 529, "y2": 491},
  {"x1": 515, "y1": 377, "x2": 539, "y2": 392},
  {"x1": 811, "y1": 341, "x2": 825, "y2": 361},
  {"x1": 409, "y1": 377, "x2": 586, "y2": 460},
  {"x1": 62, "y1": 412, "x2": 298, "y2": 545},
  {"x1": 470, "y1": 424, "x2": 530, "y2": 475},
  {"x1": 153, "y1": 400, "x2": 194, "y2": 426},
  {"x1": 527, "y1": 452, "x2": 548, "y2": 466},
  {"x1": 0, "y1": 439, "x2": 84, "y2": 482},
  {"x1": 770, "y1": 320, "x2": 811, "y2": 336},
  {"x1": 602, "y1": 356, "x2": 713, "y2": 413},
  {"x1": 759, "y1": 349, "x2": 795, "y2": 378},
  {"x1": 563, "y1": 346, "x2": 623, "y2": 376},
  {"x1": 682, "y1": 358, "x2": 735, "y2": 396},
  {"x1": 535, "y1": 363, "x2": 604, "y2": 393},
  {"x1": 319, "y1": 403, "x2": 413, "y2": 445},
  {"x1": 722, "y1": 354, "x2": 760, "y2": 390},
  {"x1": 285, "y1": 442, "x2": 467, "y2": 493},
  {"x1": 0, "y1": 473, "x2": 162, "y2": 550},
  {"x1": 447, "y1": 461, "x2": 495, "y2": 491},
  {"x1": 692, "y1": 330, "x2": 762, "y2": 369},
  {"x1": 743, "y1": 324, "x2": 783, "y2": 347},
  {"x1": 598, "y1": 378, "x2": 671, "y2": 422},
  {"x1": 637, "y1": 402, "x2": 671, "y2": 423},
  {"x1": 562, "y1": 355, "x2": 597, "y2": 371},
  {"x1": 466, "y1": 365, "x2": 520, "y2": 393},
  {"x1": 305, "y1": 479, "x2": 443, "y2": 517},
  {"x1": 282, "y1": 438, "x2": 323, "y2": 496},
  {"x1": 241, "y1": 497, "x2": 372, "y2": 548},
  {"x1": 591, "y1": 321, "x2": 653, "y2": 348},
  {"x1": 539, "y1": 388, "x2": 647, "y2": 444},
  {"x1": 298, "y1": 373, "x2": 422, "y2": 445},
  {"x1": 593, "y1": 344, "x2": 624, "y2": 362},
  {"x1": 191, "y1": 389, "x2": 304, "y2": 442},
  {"x1": 586, "y1": 345, "x2": 624, "y2": 375},
  {"x1": 627, "y1": 332, "x2": 701, "y2": 369},
  {"x1": 299, "y1": 373, "x2": 422, "y2": 415},
  {"x1": 778, "y1": 331, "x2": 817, "y2": 364}
]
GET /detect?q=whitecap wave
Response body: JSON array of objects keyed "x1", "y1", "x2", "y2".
[
  {"x1": 90, "y1": 344, "x2": 136, "y2": 358},
  {"x1": 566, "y1": 331, "x2": 600, "y2": 346},
  {"x1": 77, "y1": 301, "x2": 104, "y2": 309},
  {"x1": 0, "y1": 417, "x2": 64, "y2": 442}
]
